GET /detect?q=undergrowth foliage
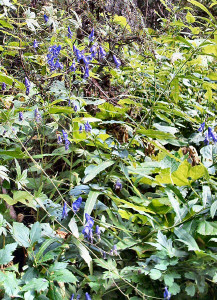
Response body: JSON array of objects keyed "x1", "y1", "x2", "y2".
[{"x1": 0, "y1": 0, "x2": 217, "y2": 299}]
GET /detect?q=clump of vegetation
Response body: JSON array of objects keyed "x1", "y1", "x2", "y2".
[{"x1": 0, "y1": 0, "x2": 216, "y2": 299}]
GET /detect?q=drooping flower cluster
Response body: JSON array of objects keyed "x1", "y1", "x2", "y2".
[
  {"x1": 72, "y1": 196, "x2": 82, "y2": 213},
  {"x1": 163, "y1": 287, "x2": 171, "y2": 299},
  {"x1": 62, "y1": 202, "x2": 68, "y2": 219},
  {"x1": 19, "y1": 112, "x2": 24, "y2": 121},
  {"x1": 84, "y1": 121, "x2": 92, "y2": 133},
  {"x1": 62, "y1": 130, "x2": 70, "y2": 150},
  {"x1": 198, "y1": 122, "x2": 217, "y2": 145},
  {"x1": 33, "y1": 39, "x2": 39, "y2": 49},
  {"x1": 110, "y1": 245, "x2": 118, "y2": 256},
  {"x1": 34, "y1": 108, "x2": 41, "y2": 122},
  {"x1": 114, "y1": 180, "x2": 122, "y2": 191},
  {"x1": 82, "y1": 213, "x2": 94, "y2": 243},
  {"x1": 25, "y1": 77, "x2": 31, "y2": 96},
  {"x1": 47, "y1": 45, "x2": 63, "y2": 72},
  {"x1": 2, "y1": 82, "x2": 6, "y2": 91}
]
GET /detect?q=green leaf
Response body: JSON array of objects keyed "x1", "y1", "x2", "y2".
[
  {"x1": 30, "y1": 222, "x2": 41, "y2": 244},
  {"x1": 174, "y1": 227, "x2": 200, "y2": 252},
  {"x1": 166, "y1": 190, "x2": 181, "y2": 222},
  {"x1": 83, "y1": 161, "x2": 115, "y2": 183},
  {"x1": 188, "y1": 0, "x2": 215, "y2": 21},
  {"x1": 197, "y1": 221, "x2": 217, "y2": 235},
  {"x1": 0, "y1": 243, "x2": 17, "y2": 265},
  {"x1": 68, "y1": 217, "x2": 79, "y2": 238},
  {"x1": 22, "y1": 278, "x2": 49, "y2": 292},
  {"x1": 50, "y1": 269, "x2": 77, "y2": 283},
  {"x1": 0, "y1": 271, "x2": 20, "y2": 297},
  {"x1": 149, "y1": 269, "x2": 162, "y2": 280},
  {"x1": 138, "y1": 129, "x2": 175, "y2": 140},
  {"x1": 36, "y1": 238, "x2": 57, "y2": 261},
  {"x1": 210, "y1": 201, "x2": 217, "y2": 219},
  {"x1": 186, "y1": 11, "x2": 196, "y2": 23},
  {"x1": 169, "y1": 282, "x2": 180, "y2": 295},
  {"x1": 0, "y1": 194, "x2": 16, "y2": 205},
  {"x1": 12, "y1": 222, "x2": 30, "y2": 248},
  {"x1": 84, "y1": 191, "x2": 101, "y2": 220},
  {"x1": 73, "y1": 238, "x2": 93, "y2": 274},
  {"x1": 185, "y1": 283, "x2": 196, "y2": 296}
]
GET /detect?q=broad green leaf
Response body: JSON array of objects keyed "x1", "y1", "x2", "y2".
[
  {"x1": 0, "y1": 194, "x2": 16, "y2": 205},
  {"x1": 73, "y1": 239, "x2": 93, "y2": 274},
  {"x1": 197, "y1": 221, "x2": 217, "y2": 235},
  {"x1": 149, "y1": 269, "x2": 162, "y2": 280},
  {"x1": 0, "y1": 243, "x2": 17, "y2": 265},
  {"x1": 186, "y1": 11, "x2": 196, "y2": 23},
  {"x1": 68, "y1": 217, "x2": 79, "y2": 238},
  {"x1": 185, "y1": 283, "x2": 196, "y2": 297},
  {"x1": 174, "y1": 227, "x2": 200, "y2": 252},
  {"x1": 83, "y1": 161, "x2": 114, "y2": 183},
  {"x1": 166, "y1": 190, "x2": 181, "y2": 222},
  {"x1": 50, "y1": 269, "x2": 77, "y2": 283},
  {"x1": 12, "y1": 222, "x2": 30, "y2": 248},
  {"x1": 36, "y1": 238, "x2": 58, "y2": 261},
  {"x1": 30, "y1": 222, "x2": 41, "y2": 244},
  {"x1": 84, "y1": 191, "x2": 101, "y2": 220},
  {"x1": 138, "y1": 129, "x2": 175, "y2": 140},
  {"x1": 210, "y1": 201, "x2": 217, "y2": 219},
  {"x1": 22, "y1": 278, "x2": 49, "y2": 292},
  {"x1": 188, "y1": 0, "x2": 215, "y2": 21}
]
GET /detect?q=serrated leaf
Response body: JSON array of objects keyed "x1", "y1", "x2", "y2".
[
  {"x1": 22, "y1": 278, "x2": 49, "y2": 292},
  {"x1": 185, "y1": 283, "x2": 196, "y2": 296},
  {"x1": 0, "y1": 243, "x2": 17, "y2": 265},
  {"x1": 174, "y1": 227, "x2": 200, "y2": 252},
  {"x1": 50, "y1": 269, "x2": 77, "y2": 283}
]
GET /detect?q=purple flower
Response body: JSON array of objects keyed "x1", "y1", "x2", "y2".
[
  {"x1": 44, "y1": 14, "x2": 49, "y2": 23},
  {"x1": 2, "y1": 82, "x2": 6, "y2": 91},
  {"x1": 79, "y1": 125, "x2": 83, "y2": 133},
  {"x1": 72, "y1": 196, "x2": 82, "y2": 212},
  {"x1": 76, "y1": 295, "x2": 81, "y2": 300},
  {"x1": 19, "y1": 112, "x2": 24, "y2": 121},
  {"x1": 89, "y1": 28, "x2": 94, "y2": 42},
  {"x1": 62, "y1": 130, "x2": 68, "y2": 140},
  {"x1": 70, "y1": 294, "x2": 74, "y2": 300},
  {"x1": 163, "y1": 287, "x2": 171, "y2": 299},
  {"x1": 57, "y1": 135, "x2": 62, "y2": 144},
  {"x1": 113, "y1": 55, "x2": 121, "y2": 68},
  {"x1": 84, "y1": 66, "x2": 90, "y2": 79},
  {"x1": 95, "y1": 225, "x2": 101, "y2": 241},
  {"x1": 73, "y1": 46, "x2": 83, "y2": 62},
  {"x1": 102, "y1": 251, "x2": 106, "y2": 259},
  {"x1": 198, "y1": 122, "x2": 205, "y2": 132},
  {"x1": 68, "y1": 100, "x2": 71, "y2": 106},
  {"x1": 68, "y1": 26, "x2": 73, "y2": 39},
  {"x1": 34, "y1": 108, "x2": 41, "y2": 122},
  {"x1": 47, "y1": 45, "x2": 62, "y2": 71},
  {"x1": 84, "y1": 121, "x2": 92, "y2": 133},
  {"x1": 82, "y1": 213, "x2": 94, "y2": 242},
  {"x1": 74, "y1": 105, "x2": 78, "y2": 112},
  {"x1": 99, "y1": 46, "x2": 106, "y2": 59},
  {"x1": 26, "y1": 87, "x2": 30, "y2": 96},
  {"x1": 204, "y1": 132, "x2": 209, "y2": 145},
  {"x1": 85, "y1": 293, "x2": 92, "y2": 300},
  {"x1": 25, "y1": 77, "x2": 30, "y2": 88},
  {"x1": 113, "y1": 245, "x2": 118, "y2": 255},
  {"x1": 70, "y1": 60, "x2": 76, "y2": 72},
  {"x1": 90, "y1": 44, "x2": 97, "y2": 59},
  {"x1": 208, "y1": 127, "x2": 217, "y2": 143},
  {"x1": 114, "y1": 180, "x2": 122, "y2": 191},
  {"x1": 62, "y1": 202, "x2": 68, "y2": 219},
  {"x1": 65, "y1": 139, "x2": 70, "y2": 150},
  {"x1": 33, "y1": 39, "x2": 39, "y2": 49}
]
